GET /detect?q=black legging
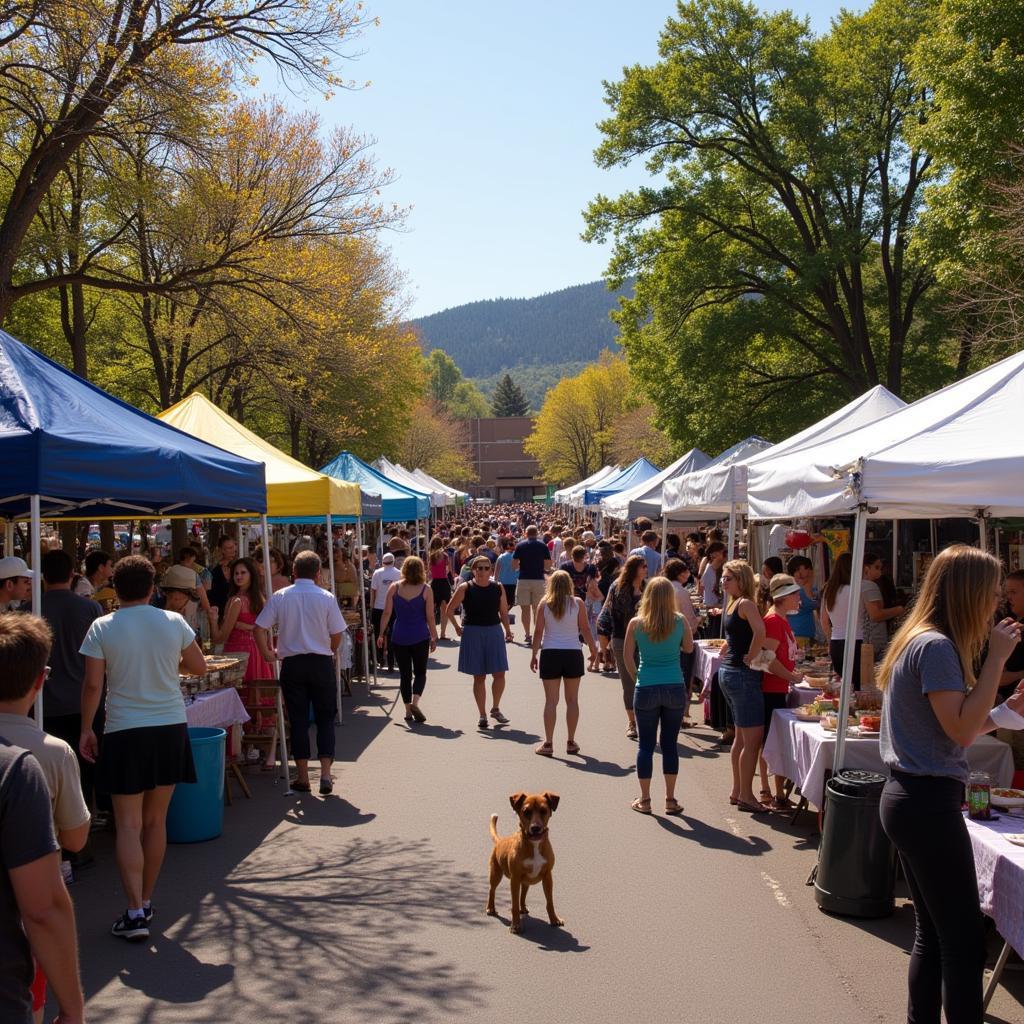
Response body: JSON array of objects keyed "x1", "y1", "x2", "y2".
[
  {"x1": 371, "y1": 608, "x2": 393, "y2": 670},
  {"x1": 393, "y1": 640, "x2": 429, "y2": 704},
  {"x1": 829, "y1": 638, "x2": 863, "y2": 691},
  {"x1": 879, "y1": 772, "x2": 986, "y2": 1023}
]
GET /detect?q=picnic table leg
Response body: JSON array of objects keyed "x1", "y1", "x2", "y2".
[{"x1": 983, "y1": 938, "x2": 1011, "y2": 1011}]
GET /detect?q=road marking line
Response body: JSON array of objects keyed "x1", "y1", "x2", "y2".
[{"x1": 760, "y1": 871, "x2": 792, "y2": 908}]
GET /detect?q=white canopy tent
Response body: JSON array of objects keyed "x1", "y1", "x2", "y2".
[
  {"x1": 373, "y1": 457, "x2": 447, "y2": 508},
  {"x1": 746, "y1": 353, "x2": 1024, "y2": 769},
  {"x1": 600, "y1": 447, "x2": 711, "y2": 522},
  {"x1": 551, "y1": 465, "x2": 621, "y2": 507},
  {"x1": 404, "y1": 466, "x2": 467, "y2": 504}
]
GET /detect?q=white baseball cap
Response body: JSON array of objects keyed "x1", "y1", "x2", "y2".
[{"x1": 0, "y1": 556, "x2": 34, "y2": 580}]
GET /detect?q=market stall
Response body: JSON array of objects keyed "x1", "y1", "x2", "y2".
[
  {"x1": 0, "y1": 330, "x2": 268, "y2": 721},
  {"x1": 599, "y1": 447, "x2": 711, "y2": 523},
  {"x1": 582, "y1": 457, "x2": 661, "y2": 509}
]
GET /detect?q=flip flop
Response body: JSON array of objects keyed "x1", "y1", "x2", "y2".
[
  {"x1": 737, "y1": 799, "x2": 769, "y2": 814},
  {"x1": 535, "y1": 742, "x2": 554, "y2": 757},
  {"x1": 631, "y1": 797, "x2": 652, "y2": 815},
  {"x1": 665, "y1": 799, "x2": 684, "y2": 816},
  {"x1": 566, "y1": 741, "x2": 581, "y2": 756}
]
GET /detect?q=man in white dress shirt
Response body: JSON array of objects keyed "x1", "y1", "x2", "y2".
[{"x1": 254, "y1": 551, "x2": 345, "y2": 795}]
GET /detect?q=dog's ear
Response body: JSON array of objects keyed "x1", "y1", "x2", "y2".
[
  {"x1": 543, "y1": 791, "x2": 560, "y2": 813},
  {"x1": 510, "y1": 791, "x2": 527, "y2": 812}
]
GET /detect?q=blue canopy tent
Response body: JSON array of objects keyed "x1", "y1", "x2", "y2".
[
  {"x1": 583, "y1": 458, "x2": 661, "y2": 508},
  {"x1": 0, "y1": 329, "x2": 268, "y2": 723},
  {"x1": 320, "y1": 452, "x2": 430, "y2": 522}
]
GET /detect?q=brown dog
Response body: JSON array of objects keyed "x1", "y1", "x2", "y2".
[{"x1": 486, "y1": 791, "x2": 563, "y2": 934}]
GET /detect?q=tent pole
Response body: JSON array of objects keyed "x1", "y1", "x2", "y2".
[
  {"x1": 31, "y1": 496, "x2": 43, "y2": 722},
  {"x1": 326, "y1": 513, "x2": 343, "y2": 725},
  {"x1": 626, "y1": 524, "x2": 632, "y2": 553},
  {"x1": 833, "y1": 508, "x2": 868, "y2": 774},
  {"x1": 891, "y1": 519, "x2": 899, "y2": 585},
  {"x1": 356, "y1": 518, "x2": 371, "y2": 689},
  {"x1": 661, "y1": 514, "x2": 668, "y2": 575},
  {"x1": 727, "y1": 502, "x2": 737, "y2": 561},
  {"x1": 3, "y1": 520, "x2": 13, "y2": 558},
  {"x1": 261, "y1": 516, "x2": 291, "y2": 793},
  {"x1": 978, "y1": 513, "x2": 988, "y2": 552}
]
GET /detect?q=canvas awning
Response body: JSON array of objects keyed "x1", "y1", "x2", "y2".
[
  {"x1": 158, "y1": 393, "x2": 361, "y2": 519},
  {"x1": 600, "y1": 448, "x2": 711, "y2": 521},
  {"x1": 582, "y1": 458, "x2": 661, "y2": 508},
  {"x1": 321, "y1": 451, "x2": 430, "y2": 521}
]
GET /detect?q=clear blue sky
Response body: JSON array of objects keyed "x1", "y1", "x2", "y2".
[{"x1": 309, "y1": 2, "x2": 853, "y2": 318}]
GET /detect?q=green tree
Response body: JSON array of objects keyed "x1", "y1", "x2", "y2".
[
  {"x1": 490, "y1": 373, "x2": 529, "y2": 416},
  {"x1": 584, "y1": 0, "x2": 950, "y2": 451},
  {"x1": 447, "y1": 380, "x2": 490, "y2": 419},
  {"x1": 425, "y1": 348, "x2": 463, "y2": 404}
]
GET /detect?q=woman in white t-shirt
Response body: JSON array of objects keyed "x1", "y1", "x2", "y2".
[
  {"x1": 820, "y1": 552, "x2": 866, "y2": 690},
  {"x1": 530, "y1": 571, "x2": 598, "y2": 757},
  {"x1": 79, "y1": 555, "x2": 208, "y2": 942}
]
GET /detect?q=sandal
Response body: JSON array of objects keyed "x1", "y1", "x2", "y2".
[
  {"x1": 737, "y1": 799, "x2": 769, "y2": 814},
  {"x1": 729, "y1": 796, "x2": 739, "y2": 806},
  {"x1": 566, "y1": 740, "x2": 581, "y2": 756},
  {"x1": 631, "y1": 797, "x2": 652, "y2": 815},
  {"x1": 760, "y1": 789, "x2": 773, "y2": 804},
  {"x1": 626, "y1": 725, "x2": 638, "y2": 740},
  {"x1": 490, "y1": 708, "x2": 509, "y2": 725},
  {"x1": 477, "y1": 716, "x2": 490, "y2": 731},
  {"x1": 665, "y1": 798, "x2": 684, "y2": 816},
  {"x1": 535, "y1": 742, "x2": 553, "y2": 757},
  {"x1": 771, "y1": 796, "x2": 794, "y2": 811},
  {"x1": 680, "y1": 719, "x2": 694, "y2": 729}
]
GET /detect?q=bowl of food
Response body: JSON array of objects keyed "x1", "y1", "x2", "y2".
[
  {"x1": 991, "y1": 788, "x2": 1024, "y2": 808},
  {"x1": 803, "y1": 674, "x2": 831, "y2": 689},
  {"x1": 857, "y1": 713, "x2": 882, "y2": 732}
]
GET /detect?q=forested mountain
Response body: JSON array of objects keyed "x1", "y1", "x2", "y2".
[
  {"x1": 410, "y1": 279, "x2": 630, "y2": 378},
  {"x1": 471, "y1": 362, "x2": 590, "y2": 413}
]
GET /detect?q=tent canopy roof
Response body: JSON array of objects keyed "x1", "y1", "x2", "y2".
[
  {"x1": 159, "y1": 393, "x2": 361, "y2": 518},
  {"x1": 402, "y1": 465, "x2": 468, "y2": 501},
  {"x1": 373, "y1": 457, "x2": 446, "y2": 507},
  {"x1": 747, "y1": 355, "x2": 1024, "y2": 520},
  {"x1": 320, "y1": 451, "x2": 430, "y2": 521},
  {"x1": 662, "y1": 437, "x2": 773, "y2": 516},
  {"x1": 0, "y1": 332, "x2": 266, "y2": 519},
  {"x1": 664, "y1": 387, "x2": 906, "y2": 517},
  {"x1": 601, "y1": 448, "x2": 711, "y2": 521},
  {"x1": 583, "y1": 458, "x2": 661, "y2": 507},
  {"x1": 552, "y1": 465, "x2": 620, "y2": 505}
]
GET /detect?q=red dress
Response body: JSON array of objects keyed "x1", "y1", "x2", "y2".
[{"x1": 224, "y1": 598, "x2": 273, "y2": 682}]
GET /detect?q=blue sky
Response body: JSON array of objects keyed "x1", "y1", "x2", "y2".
[{"x1": 307, "y1": 2, "x2": 854, "y2": 318}]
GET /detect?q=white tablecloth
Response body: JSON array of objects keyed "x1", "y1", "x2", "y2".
[
  {"x1": 965, "y1": 814, "x2": 1024, "y2": 957},
  {"x1": 693, "y1": 642, "x2": 724, "y2": 697},
  {"x1": 763, "y1": 709, "x2": 1015, "y2": 810},
  {"x1": 185, "y1": 687, "x2": 250, "y2": 730}
]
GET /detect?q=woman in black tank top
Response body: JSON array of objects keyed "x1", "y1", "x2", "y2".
[
  {"x1": 445, "y1": 556, "x2": 514, "y2": 731},
  {"x1": 717, "y1": 560, "x2": 769, "y2": 813}
]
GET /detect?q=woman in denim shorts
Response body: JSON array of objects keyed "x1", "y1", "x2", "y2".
[
  {"x1": 622, "y1": 577, "x2": 694, "y2": 815},
  {"x1": 717, "y1": 560, "x2": 768, "y2": 813}
]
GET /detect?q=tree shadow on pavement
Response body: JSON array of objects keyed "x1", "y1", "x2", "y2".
[
  {"x1": 654, "y1": 814, "x2": 772, "y2": 856},
  {"x1": 81, "y1": 831, "x2": 490, "y2": 1024}
]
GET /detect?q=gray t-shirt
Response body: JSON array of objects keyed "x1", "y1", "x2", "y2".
[
  {"x1": 41, "y1": 589, "x2": 102, "y2": 717},
  {"x1": 880, "y1": 631, "x2": 969, "y2": 783},
  {"x1": 0, "y1": 744, "x2": 60, "y2": 1023}
]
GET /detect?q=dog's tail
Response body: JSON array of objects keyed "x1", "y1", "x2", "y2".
[{"x1": 489, "y1": 813, "x2": 499, "y2": 843}]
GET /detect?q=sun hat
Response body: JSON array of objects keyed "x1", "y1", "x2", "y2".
[
  {"x1": 769, "y1": 573, "x2": 801, "y2": 600},
  {"x1": 160, "y1": 565, "x2": 200, "y2": 591},
  {"x1": 0, "y1": 556, "x2": 34, "y2": 581}
]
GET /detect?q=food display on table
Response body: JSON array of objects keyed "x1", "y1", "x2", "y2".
[
  {"x1": 991, "y1": 788, "x2": 1024, "y2": 808},
  {"x1": 857, "y1": 713, "x2": 882, "y2": 732},
  {"x1": 179, "y1": 653, "x2": 248, "y2": 697},
  {"x1": 699, "y1": 638, "x2": 728, "y2": 650}
]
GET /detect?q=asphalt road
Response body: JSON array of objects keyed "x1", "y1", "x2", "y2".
[{"x1": 68, "y1": 636, "x2": 1024, "y2": 1023}]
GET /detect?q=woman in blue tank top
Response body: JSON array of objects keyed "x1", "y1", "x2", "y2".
[{"x1": 623, "y1": 577, "x2": 693, "y2": 815}]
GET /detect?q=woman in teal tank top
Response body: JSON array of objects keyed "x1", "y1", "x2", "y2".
[{"x1": 623, "y1": 578, "x2": 693, "y2": 815}]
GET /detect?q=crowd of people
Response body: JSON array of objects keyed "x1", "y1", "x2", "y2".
[{"x1": 3, "y1": 501, "x2": 1024, "y2": 1021}]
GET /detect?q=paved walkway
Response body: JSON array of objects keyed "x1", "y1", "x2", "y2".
[{"x1": 70, "y1": 639, "x2": 1023, "y2": 1023}]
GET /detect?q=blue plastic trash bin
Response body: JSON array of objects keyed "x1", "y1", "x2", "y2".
[{"x1": 167, "y1": 727, "x2": 226, "y2": 843}]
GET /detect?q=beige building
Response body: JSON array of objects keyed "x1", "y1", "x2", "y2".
[{"x1": 465, "y1": 417, "x2": 544, "y2": 502}]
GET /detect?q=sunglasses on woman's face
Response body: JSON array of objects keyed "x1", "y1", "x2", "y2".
[{"x1": 721, "y1": 575, "x2": 734, "y2": 584}]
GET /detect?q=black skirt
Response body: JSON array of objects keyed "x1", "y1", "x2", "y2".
[
  {"x1": 538, "y1": 648, "x2": 585, "y2": 680},
  {"x1": 97, "y1": 723, "x2": 196, "y2": 795},
  {"x1": 430, "y1": 577, "x2": 453, "y2": 604}
]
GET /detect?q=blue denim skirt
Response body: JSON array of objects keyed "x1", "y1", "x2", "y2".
[{"x1": 717, "y1": 664, "x2": 765, "y2": 728}]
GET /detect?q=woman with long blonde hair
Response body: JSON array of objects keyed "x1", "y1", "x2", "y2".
[
  {"x1": 530, "y1": 570, "x2": 597, "y2": 757},
  {"x1": 623, "y1": 576, "x2": 693, "y2": 815},
  {"x1": 717, "y1": 559, "x2": 768, "y2": 813},
  {"x1": 879, "y1": 546, "x2": 1024, "y2": 1023}
]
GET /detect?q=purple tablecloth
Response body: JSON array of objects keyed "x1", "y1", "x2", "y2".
[{"x1": 965, "y1": 813, "x2": 1024, "y2": 957}]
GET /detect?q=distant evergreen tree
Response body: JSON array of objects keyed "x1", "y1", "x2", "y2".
[{"x1": 491, "y1": 373, "x2": 530, "y2": 416}]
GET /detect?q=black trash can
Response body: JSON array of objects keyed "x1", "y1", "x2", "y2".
[{"x1": 814, "y1": 769, "x2": 896, "y2": 918}]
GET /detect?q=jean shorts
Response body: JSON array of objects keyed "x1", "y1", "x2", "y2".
[{"x1": 717, "y1": 665, "x2": 765, "y2": 729}]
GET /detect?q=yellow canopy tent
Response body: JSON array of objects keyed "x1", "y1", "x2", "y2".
[{"x1": 158, "y1": 393, "x2": 361, "y2": 518}]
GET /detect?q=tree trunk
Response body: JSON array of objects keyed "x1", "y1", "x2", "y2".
[
  {"x1": 59, "y1": 521, "x2": 78, "y2": 559},
  {"x1": 99, "y1": 521, "x2": 116, "y2": 557},
  {"x1": 171, "y1": 518, "x2": 189, "y2": 559}
]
